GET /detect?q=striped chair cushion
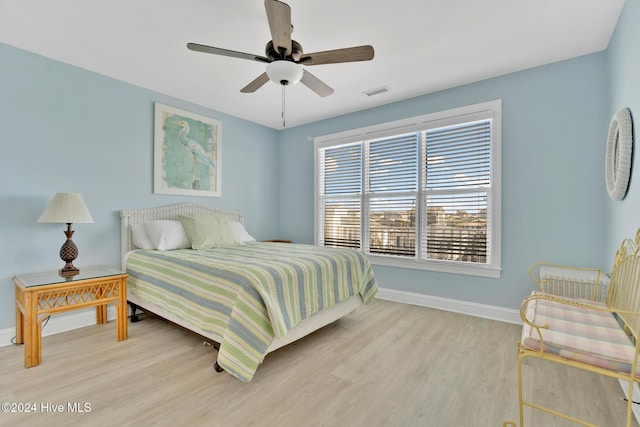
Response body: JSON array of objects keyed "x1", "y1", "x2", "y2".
[{"x1": 521, "y1": 292, "x2": 638, "y2": 374}]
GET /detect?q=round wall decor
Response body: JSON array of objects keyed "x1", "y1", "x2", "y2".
[{"x1": 605, "y1": 107, "x2": 633, "y2": 201}]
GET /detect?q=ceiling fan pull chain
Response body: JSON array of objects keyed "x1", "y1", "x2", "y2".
[{"x1": 282, "y1": 84, "x2": 286, "y2": 128}]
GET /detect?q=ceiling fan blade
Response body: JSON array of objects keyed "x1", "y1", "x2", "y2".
[
  {"x1": 264, "y1": 0, "x2": 292, "y2": 56},
  {"x1": 299, "y1": 45, "x2": 374, "y2": 66},
  {"x1": 300, "y1": 70, "x2": 334, "y2": 97},
  {"x1": 240, "y1": 73, "x2": 270, "y2": 93},
  {"x1": 187, "y1": 43, "x2": 269, "y2": 63}
]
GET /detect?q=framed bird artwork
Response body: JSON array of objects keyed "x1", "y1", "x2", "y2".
[{"x1": 153, "y1": 103, "x2": 222, "y2": 197}]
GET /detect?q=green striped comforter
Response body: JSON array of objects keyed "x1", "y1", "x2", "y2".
[{"x1": 126, "y1": 242, "x2": 378, "y2": 382}]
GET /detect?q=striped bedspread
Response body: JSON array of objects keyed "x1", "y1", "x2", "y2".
[{"x1": 125, "y1": 242, "x2": 378, "y2": 382}]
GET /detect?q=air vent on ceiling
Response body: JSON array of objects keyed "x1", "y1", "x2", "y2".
[{"x1": 364, "y1": 86, "x2": 390, "y2": 97}]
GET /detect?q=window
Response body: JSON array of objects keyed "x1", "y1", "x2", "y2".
[{"x1": 315, "y1": 100, "x2": 501, "y2": 278}]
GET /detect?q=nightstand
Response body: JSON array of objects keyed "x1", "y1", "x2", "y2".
[{"x1": 13, "y1": 266, "x2": 128, "y2": 368}]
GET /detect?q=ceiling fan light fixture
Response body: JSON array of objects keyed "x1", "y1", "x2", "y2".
[{"x1": 266, "y1": 60, "x2": 303, "y2": 86}]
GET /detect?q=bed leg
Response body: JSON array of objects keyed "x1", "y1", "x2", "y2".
[
  {"x1": 128, "y1": 302, "x2": 140, "y2": 323},
  {"x1": 214, "y1": 361, "x2": 224, "y2": 373}
]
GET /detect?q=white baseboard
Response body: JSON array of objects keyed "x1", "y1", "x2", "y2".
[
  {"x1": 375, "y1": 287, "x2": 522, "y2": 324},
  {"x1": 618, "y1": 380, "x2": 640, "y2": 425},
  {"x1": 0, "y1": 306, "x2": 117, "y2": 348}
]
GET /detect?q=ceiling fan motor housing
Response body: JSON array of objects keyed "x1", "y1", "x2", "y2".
[{"x1": 266, "y1": 40, "x2": 303, "y2": 61}]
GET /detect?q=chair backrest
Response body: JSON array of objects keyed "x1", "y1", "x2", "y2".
[{"x1": 607, "y1": 231, "x2": 640, "y2": 341}]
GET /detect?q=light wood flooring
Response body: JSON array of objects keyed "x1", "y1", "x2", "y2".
[{"x1": 0, "y1": 299, "x2": 637, "y2": 427}]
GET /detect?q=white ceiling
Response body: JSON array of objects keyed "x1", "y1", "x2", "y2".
[{"x1": 0, "y1": 0, "x2": 625, "y2": 130}]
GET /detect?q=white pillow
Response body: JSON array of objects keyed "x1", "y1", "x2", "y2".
[
  {"x1": 131, "y1": 223, "x2": 155, "y2": 250},
  {"x1": 230, "y1": 221, "x2": 256, "y2": 242},
  {"x1": 139, "y1": 220, "x2": 191, "y2": 251}
]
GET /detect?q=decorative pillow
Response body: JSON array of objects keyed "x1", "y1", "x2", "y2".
[
  {"x1": 131, "y1": 223, "x2": 155, "y2": 250},
  {"x1": 142, "y1": 220, "x2": 191, "y2": 251},
  {"x1": 178, "y1": 213, "x2": 245, "y2": 249},
  {"x1": 230, "y1": 221, "x2": 256, "y2": 242}
]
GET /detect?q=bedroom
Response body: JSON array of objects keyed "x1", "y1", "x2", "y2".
[{"x1": 0, "y1": 0, "x2": 639, "y2": 425}]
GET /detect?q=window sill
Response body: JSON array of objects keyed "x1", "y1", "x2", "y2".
[{"x1": 368, "y1": 255, "x2": 502, "y2": 278}]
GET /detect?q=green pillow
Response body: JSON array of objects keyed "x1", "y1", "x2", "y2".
[{"x1": 178, "y1": 213, "x2": 244, "y2": 249}]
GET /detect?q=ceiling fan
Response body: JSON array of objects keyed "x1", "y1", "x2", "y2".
[{"x1": 187, "y1": 0, "x2": 375, "y2": 98}]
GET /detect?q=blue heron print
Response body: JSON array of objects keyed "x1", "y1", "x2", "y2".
[
  {"x1": 177, "y1": 120, "x2": 217, "y2": 190},
  {"x1": 154, "y1": 103, "x2": 221, "y2": 197}
]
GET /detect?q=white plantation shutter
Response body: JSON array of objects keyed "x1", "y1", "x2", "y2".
[
  {"x1": 368, "y1": 133, "x2": 418, "y2": 257},
  {"x1": 423, "y1": 120, "x2": 491, "y2": 263},
  {"x1": 320, "y1": 143, "x2": 362, "y2": 248},
  {"x1": 315, "y1": 100, "x2": 501, "y2": 277}
]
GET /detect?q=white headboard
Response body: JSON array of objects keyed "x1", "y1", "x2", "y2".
[{"x1": 120, "y1": 203, "x2": 243, "y2": 269}]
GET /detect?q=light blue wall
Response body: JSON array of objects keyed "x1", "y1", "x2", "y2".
[
  {"x1": 605, "y1": 0, "x2": 640, "y2": 262},
  {"x1": 0, "y1": 43, "x2": 279, "y2": 330},
  {"x1": 277, "y1": 53, "x2": 609, "y2": 310}
]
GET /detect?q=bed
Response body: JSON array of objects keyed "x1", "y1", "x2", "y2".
[{"x1": 120, "y1": 202, "x2": 378, "y2": 382}]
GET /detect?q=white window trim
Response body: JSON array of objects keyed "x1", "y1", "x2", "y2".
[{"x1": 314, "y1": 100, "x2": 502, "y2": 278}]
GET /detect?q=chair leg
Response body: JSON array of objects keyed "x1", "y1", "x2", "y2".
[
  {"x1": 504, "y1": 351, "x2": 526, "y2": 427},
  {"x1": 518, "y1": 353, "x2": 525, "y2": 427},
  {"x1": 626, "y1": 380, "x2": 635, "y2": 427}
]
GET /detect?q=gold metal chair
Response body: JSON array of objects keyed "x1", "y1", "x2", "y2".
[{"x1": 506, "y1": 229, "x2": 640, "y2": 426}]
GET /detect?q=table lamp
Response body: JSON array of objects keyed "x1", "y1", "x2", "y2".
[{"x1": 38, "y1": 193, "x2": 94, "y2": 275}]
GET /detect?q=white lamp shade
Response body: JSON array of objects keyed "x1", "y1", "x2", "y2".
[
  {"x1": 38, "y1": 193, "x2": 94, "y2": 224},
  {"x1": 266, "y1": 60, "x2": 303, "y2": 85}
]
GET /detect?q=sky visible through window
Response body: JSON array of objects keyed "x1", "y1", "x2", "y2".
[{"x1": 323, "y1": 120, "x2": 491, "y2": 215}]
